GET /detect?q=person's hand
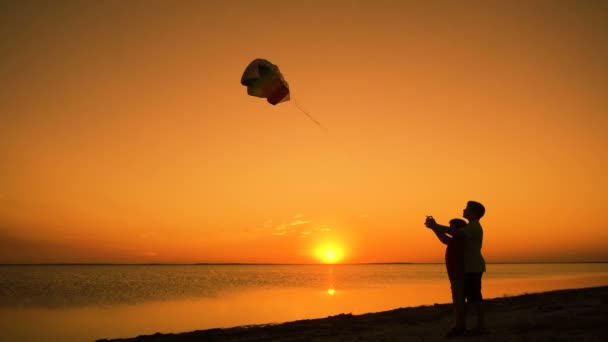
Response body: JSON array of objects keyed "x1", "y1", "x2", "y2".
[{"x1": 424, "y1": 216, "x2": 436, "y2": 229}]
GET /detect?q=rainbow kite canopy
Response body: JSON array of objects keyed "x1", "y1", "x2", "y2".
[{"x1": 241, "y1": 59, "x2": 290, "y2": 105}]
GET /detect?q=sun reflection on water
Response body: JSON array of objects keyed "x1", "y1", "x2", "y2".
[{"x1": 326, "y1": 265, "x2": 336, "y2": 295}]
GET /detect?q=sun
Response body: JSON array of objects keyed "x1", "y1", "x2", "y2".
[
  {"x1": 325, "y1": 250, "x2": 338, "y2": 262},
  {"x1": 315, "y1": 243, "x2": 344, "y2": 264}
]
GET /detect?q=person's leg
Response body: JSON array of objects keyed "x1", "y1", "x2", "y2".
[
  {"x1": 451, "y1": 278, "x2": 466, "y2": 330},
  {"x1": 471, "y1": 301, "x2": 485, "y2": 331},
  {"x1": 445, "y1": 278, "x2": 466, "y2": 337},
  {"x1": 465, "y1": 273, "x2": 485, "y2": 333}
]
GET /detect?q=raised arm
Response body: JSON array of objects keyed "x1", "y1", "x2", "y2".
[
  {"x1": 425, "y1": 217, "x2": 464, "y2": 237},
  {"x1": 432, "y1": 229, "x2": 452, "y2": 245}
]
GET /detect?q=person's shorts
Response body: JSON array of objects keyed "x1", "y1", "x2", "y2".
[
  {"x1": 450, "y1": 278, "x2": 465, "y2": 304},
  {"x1": 463, "y1": 272, "x2": 483, "y2": 303}
]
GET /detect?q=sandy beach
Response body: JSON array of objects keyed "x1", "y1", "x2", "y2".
[{"x1": 99, "y1": 285, "x2": 608, "y2": 341}]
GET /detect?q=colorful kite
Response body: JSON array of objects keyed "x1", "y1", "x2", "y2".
[
  {"x1": 241, "y1": 58, "x2": 322, "y2": 127},
  {"x1": 241, "y1": 58, "x2": 290, "y2": 105}
]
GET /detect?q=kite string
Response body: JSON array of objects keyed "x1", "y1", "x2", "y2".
[{"x1": 291, "y1": 98, "x2": 324, "y2": 128}]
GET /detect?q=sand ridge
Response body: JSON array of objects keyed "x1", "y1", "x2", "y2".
[{"x1": 99, "y1": 286, "x2": 608, "y2": 341}]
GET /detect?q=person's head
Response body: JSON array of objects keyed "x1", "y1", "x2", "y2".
[
  {"x1": 463, "y1": 201, "x2": 485, "y2": 221},
  {"x1": 449, "y1": 218, "x2": 467, "y2": 229}
]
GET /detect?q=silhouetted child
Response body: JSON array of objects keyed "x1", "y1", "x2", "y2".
[
  {"x1": 429, "y1": 218, "x2": 467, "y2": 336},
  {"x1": 425, "y1": 201, "x2": 486, "y2": 337}
]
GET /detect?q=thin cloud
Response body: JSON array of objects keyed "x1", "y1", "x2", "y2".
[
  {"x1": 289, "y1": 219, "x2": 311, "y2": 227},
  {"x1": 273, "y1": 223, "x2": 288, "y2": 232},
  {"x1": 268, "y1": 215, "x2": 313, "y2": 237},
  {"x1": 315, "y1": 225, "x2": 332, "y2": 232}
]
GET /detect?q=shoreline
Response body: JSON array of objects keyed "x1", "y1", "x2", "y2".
[
  {"x1": 3, "y1": 262, "x2": 608, "y2": 266},
  {"x1": 99, "y1": 285, "x2": 608, "y2": 341}
]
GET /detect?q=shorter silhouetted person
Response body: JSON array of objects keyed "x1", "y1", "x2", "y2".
[
  {"x1": 428, "y1": 218, "x2": 467, "y2": 336},
  {"x1": 425, "y1": 201, "x2": 486, "y2": 336}
]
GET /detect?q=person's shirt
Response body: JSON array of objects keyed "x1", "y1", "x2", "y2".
[
  {"x1": 463, "y1": 220, "x2": 486, "y2": 273},
  {"x1": 445, "y1": 234, "x2": 464, "y2": 281}
]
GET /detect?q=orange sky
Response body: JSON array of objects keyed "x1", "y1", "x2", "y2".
[{"x1": 1, "y1": 0, "x2": 607, "y2": 264}]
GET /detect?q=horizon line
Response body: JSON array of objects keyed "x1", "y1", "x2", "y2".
[{"x1": 1, "y1": 261, "x2": 607, "y2": 266}]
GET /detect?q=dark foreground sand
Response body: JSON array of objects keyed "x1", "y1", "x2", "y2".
[{"x1": 100, "y1": 286, "x2": 608, "y2": 341}]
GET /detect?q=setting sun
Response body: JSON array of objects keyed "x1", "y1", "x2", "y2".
[
  {"x1": 325, "y1": 250, "x2": 337, "y2": 262},
  {"x1": 315, "y1": 243, "x2": 344, "y2": 264}
]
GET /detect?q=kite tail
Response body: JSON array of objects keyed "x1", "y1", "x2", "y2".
[{"x1": 291, "y1": 99, "x2": 324, "y2": 129}]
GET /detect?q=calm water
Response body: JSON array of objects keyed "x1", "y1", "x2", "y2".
[{"x1": 1, "y1": 263, "x2": 607, "y2": 341}]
